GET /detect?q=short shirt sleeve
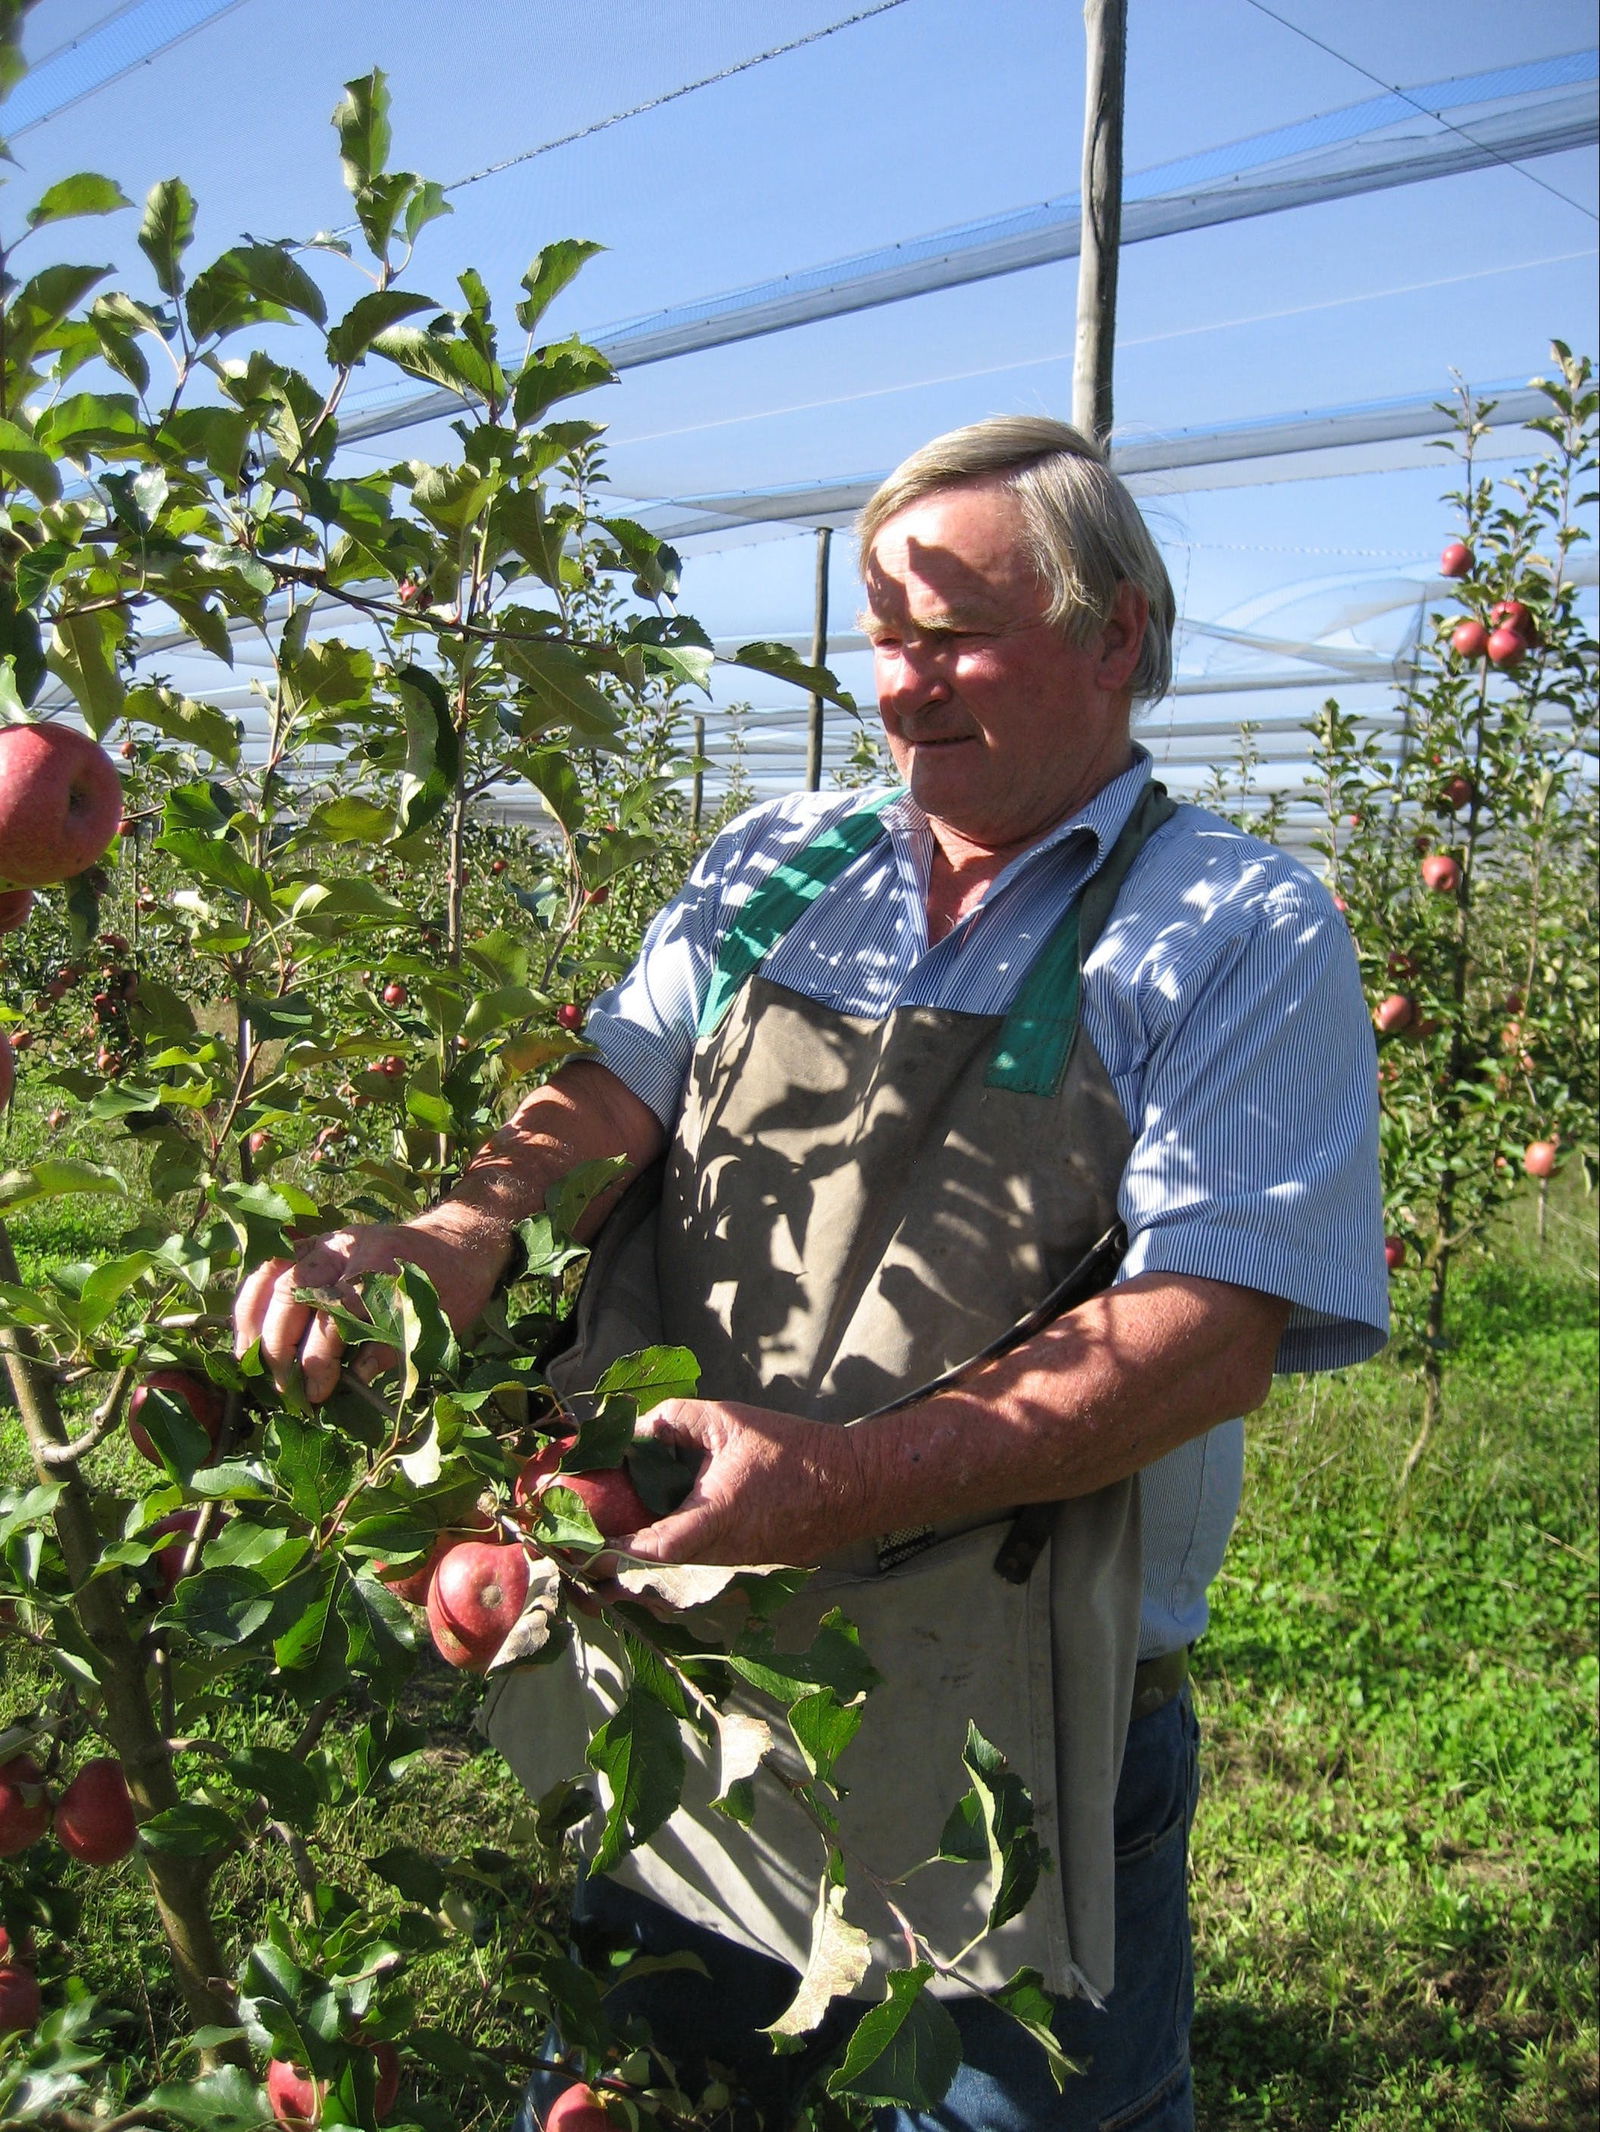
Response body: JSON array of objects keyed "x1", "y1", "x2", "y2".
[{"x1": 1093, "y1": 827, "x2": 1389, "y2": 1373}]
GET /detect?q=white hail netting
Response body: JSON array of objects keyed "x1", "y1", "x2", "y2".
[{"x1": 12, "y1": 2, "x2": 1597, "y2": 855}]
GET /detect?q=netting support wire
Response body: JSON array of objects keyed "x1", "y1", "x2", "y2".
[
  {"x1": 1074, "y1": 0, "x2": 1126, "y2": 450},
  {"x1": 806, "y1": 526, "x2": 834, "y2": 792}
]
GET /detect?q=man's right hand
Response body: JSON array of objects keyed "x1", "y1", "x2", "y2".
[
  {"x1": 231, "y1": 1058, "x2": 666, "y2": 1405},
  {"x1": 233, "y1": 1205, "x2": 512, "y2": 1404}
]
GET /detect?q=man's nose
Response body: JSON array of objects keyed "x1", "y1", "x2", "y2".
[{"x1": 879, "y1": 638, "x2": 954, "y2": 714}]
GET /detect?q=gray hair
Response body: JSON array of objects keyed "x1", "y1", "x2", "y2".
[{"x1": 857, "y1": 414, "x2": 1175, "y2": 705}]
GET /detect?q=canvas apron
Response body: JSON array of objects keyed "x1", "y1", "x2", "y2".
[{"x1": 489, "y1": 782, "x2": 1176, "y2": 2002}]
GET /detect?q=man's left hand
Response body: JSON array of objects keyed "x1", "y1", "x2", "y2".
[{"x1": 615, "y1": 1399, "x2": 867, "y2": 1569}]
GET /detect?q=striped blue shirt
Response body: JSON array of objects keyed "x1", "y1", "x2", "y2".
[{"x1": 587, "y1": 746, "x2": 1388, "y2": 1655}]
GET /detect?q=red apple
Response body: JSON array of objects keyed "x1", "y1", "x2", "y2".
[
  {"x1": 148, "y1": 1509, "x2": 206, "y2": 1597},
  {"x1": 1439, "y1": 776, "x2": 1475, "y2": 812},
  {"x1": 1522, "y1": 1140, "x2": 1558, "y2": 1179},
  {"x1": 1374, "y1": 994, "x2": 1416, "y2": 1036},
  {"x1": 0, "y1": 1962, "x2": 39, "y2": 2036},
  {"x1": 1438, "y1": 540, "x2": 1473, "y2": 578},
  {"x1": 556, "y1": 1004, "x2": 584, "y2": 1033},
  {"x1": 0, "y1": 724, "x2": 123, "y2": 888},
  {"x1": 537, "y1": 1467, "x2": 649, "y2": 1544},
  {"x1": 266, "y1": 2058, "x2": 320, "y2": 2130},
  {"x1": 545, "y1": 2084, "x2": 611, "y2": 2129},
  {"x1": 1383, "y1": 1237, "x2": 1405, "y2": 1273},
  {"x1": 377, "y1": 1504, "x2": 494, "y2": 1605},
  {"x1": 0, "y1": 887, "x2": 32, "y2": 933},
  {"x1": 1488, "y1": 599, "x2": 1536, "y2": 639},
  {"x1": 1419, "y1": 854, "x2": 1460, "y2": 894},
  {"x1": 584, "y1": 884, "x2": 610, "y2": 908},
  {"x1": 490, "y1": 857, "x2": 506, "y2": 875},
  {"x1": 381, "y1": 981, "x2": 408, "y2": 1008},
  {"x1": 1386, "y1": 950, "x2": 1420, "y2": 982},
  {"x1": 1486, "y1": 627, "x2": 1526, "y2": 670},
  {"x1": 0, "y1": 1758, "x2": 51, "y2": 1857},
  {"x1": 0, "y1": 1032, "x2": 13, "y2": 1112},
  {"x1": 426, "y1": 1541, "x2": 531, "y2": 1671},
  {"x1": 1449, "y1": 618, "x2": 1488, "y2": 659},
  {"x1": 128, "y1": 1369, "x2": 223, "y2": 1466},
  {"x1": 54, "y1": 1756, "x2": 136, "y2": 1865},
  {"x1": 267, "y1": 2042, "x2": 400, "y2": 2129},
  {"x1": 378, "y1": 1054, "x2": 405, "y2": 1078}
]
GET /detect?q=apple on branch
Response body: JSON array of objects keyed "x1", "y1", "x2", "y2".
[
  {"x1": 0, "y1": 724, "x2": 123, "y2": 888},
  {"x1": 54, "y1": 1757, "x2": 136, "y2": 1866},
  {"x1": 0, "y1": 1757, "x2": 51, "y2": 1857},
  {"x1": 128, "y1": 1370, "x2": 224, "y2": 1466},
  {"x1": 426, "y1": 1540, "x2": 533, "y2": 1671}
]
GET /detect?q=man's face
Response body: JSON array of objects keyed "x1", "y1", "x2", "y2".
[{"x1": 862, "y1": 478, "x2": 1144, "y2": 850}]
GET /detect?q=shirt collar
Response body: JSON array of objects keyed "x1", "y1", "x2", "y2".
[{"x1": 884, "y1": 744, "x2": 1155, "y2": 898}]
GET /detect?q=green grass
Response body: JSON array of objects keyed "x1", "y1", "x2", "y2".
[
  {"x1": 3, "y1": 1072, "x2": 1596, "y2": 2127},
  {"x1": 1191, "y1": 1199, "x2": 1599, "y2": 2130}
]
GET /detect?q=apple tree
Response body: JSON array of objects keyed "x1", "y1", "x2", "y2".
[
  {"x1": 1309, "y1": 345, "x2": 1598, "y2": 1473},
  {"x1": 0, "y1": 44, "x2": 1060, "y2": 2132}
]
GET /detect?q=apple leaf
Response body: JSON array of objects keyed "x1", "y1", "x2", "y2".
[
  {"x1": 516, "y1": 238, "x2": 604, "y2": 333},
  {"x1": 586, "y1": 1684, "x2": 684, "y2": 1873},
  {"x1": 392, "y1": 660, "x2": 459, "y2": 837},
  {"x1": 826, "y1": 1964, "x2": 962, "y2": 2108},
  {"x1": 729, "y1": 639, "x2": 855, "y2": 711},
  {"x1": 942, "y1": 1720, "x2": 1042, "y2": 1934},
  {"x1": 989, "y1": 1967, "x2": 1080, "y2": 2091},
  {"x1": 0, "y1": 1160, "x2": 126, "y2": 1212},
  {"x1": 788, "y1": 1686, "x2": 865, "y2": 1785},
  {"x1": 26, "y1": 172, "x2": 132, "y2": 230},
  {"x1": 768, "y1": 1875, "x2": 871, "y2": 2038},
  {"x1": 144, "y1": 2068, "x2": 265, "y2": 2128}
]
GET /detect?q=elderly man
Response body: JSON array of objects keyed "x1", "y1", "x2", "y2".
[{"x1": 238, "y1": 415, "x2": 1387, "y2": 2131}]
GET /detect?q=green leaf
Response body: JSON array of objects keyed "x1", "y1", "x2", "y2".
[
  {"x1": 161, "y1": 1565, "x2": 277, "y2": 1648},
  {"x1": 0, "y1": 415, "x2": 61, "y2": 502},
  {"x1": 124, "y1": 682, "x2": 240, "y2": 766},
  {"x1": 303, "y1": 795, "x2": 392, "y2": 845},
  {"x1": 326, "y1": 287, "x2": 434, "y2": 367},
  {"x1": 144, "y1": 2069, "x2": 265, "y2": 2128},
  {"x1": 516, "y1": 239, "x2": 603, "y2": 332},
  {"x1": 271, "y1": 1417, "x2": 357, "y2": 1524},
  {"x1": 591, "y1": 1345, "x2": 700, "y2": 1416},
  {"x1": 187, "y1": 244, "x2": 328, "y2": 344},
  {"x1": 587, "y1": 1686, "x2": 685, "y2": 1872},
  {"x1": 27, "y1": 172, "x2": 132, "y2": 229},
  {"x1": 952, "y1": 1720, "x2": 1042, "y2": 1934},
  {"x1": 48, "y1": 608, "x2": 125, "y2": 735},
  {"x1": 0, "y1": 1159, "x2": 125, "y2": 1212},
  {"x1": 989, "y1": 1967, "x2": 1078, "y2": 2092},
  {"x1": 731, "y1": 639, "x2": 855, "y2": 710},
  {"x1": 140, "y1": 1801, "x2": 239, "y2": 1854},
  {"x1": 337, "y1": 1568, "x2": 416, "y2": 1696},
  {"x1": 393, "y1": 660, "x2": 460, "y2": 837},
  {"x1": 500, "y1": 637, "x2": 621, "y2": 742},
  {"x1": 139, "y1": 177, "x2": 196, "y2": 299},
  {"x1": 377, "y1": 327, "x2": 495, "y2": 404},
  {"x1": 225, "y1": 1744, "x2": 323, "y2": 1825},
  {"x1": 788, "y1": 1687, "x2": 864, "y2": 1784},
  {"x1": 728, "y1": 1611, "x2": 880, "y2": 1708},
  {"x1": 75, "y1": 1250, "x2": 155, "y2": 1336},
  {"x1": 334, "y1": 70, "x2": 393, "y2": 195},
  {"x1": 368, "y1": 1842, "x2": 446, "y2": 1907},
  {"x1": 827, "y1": 1964, "x2": 961, "y2": 2109},
  {"x1": 511, "y1": 335, "x2": 615, "y2": 427}
]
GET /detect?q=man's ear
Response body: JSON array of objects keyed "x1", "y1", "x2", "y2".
[{"x1": 1096, "y1": 580, "x2": 1149, "y2": 694}]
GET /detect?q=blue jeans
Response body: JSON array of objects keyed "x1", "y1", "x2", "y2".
[{"x1": 516, "y1": 1687, "x2": 1199, "y2": 2131}]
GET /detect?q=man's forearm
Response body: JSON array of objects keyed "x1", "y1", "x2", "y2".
[
  {"x1": 848, "y1": 1271, "x2": 1290, "y2": 1536},
  {"x1": 625, "y1": 1272, "x2": 1292, "y2": 1569},
  {"x1": 420, "y1": 1058, "x2": 667, "y2": 1261}
]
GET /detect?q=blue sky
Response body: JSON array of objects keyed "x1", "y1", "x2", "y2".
[{"x1": 8, "y1": 0, "x2": 1597, "y2": 801}]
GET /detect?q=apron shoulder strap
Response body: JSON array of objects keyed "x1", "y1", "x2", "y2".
[
  {"x1": 986, "y1": 779, "x2": 1178, "y2": 1097},
  {"x1": 696, "y1": 789, "x2": 902, "y2": 1039}
]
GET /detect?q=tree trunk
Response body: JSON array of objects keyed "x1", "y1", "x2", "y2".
[
  {"x1": 1073, "y1": 0, "x2": 1127, "y2": 449},
  {"x1": 0, "y1": 1222, "x2": 247, "y2": 2068}
]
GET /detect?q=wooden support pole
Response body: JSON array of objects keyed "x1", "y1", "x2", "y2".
[
  {"x1": 1073, "y1": 0, "x2": 1127, "y2": 449},
  {"x1": 805, "y1": 524, "x2": 833, "y2": 792},
  {"x1": 691, "y1": 713, "x2": 706, "y2": 831}
]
